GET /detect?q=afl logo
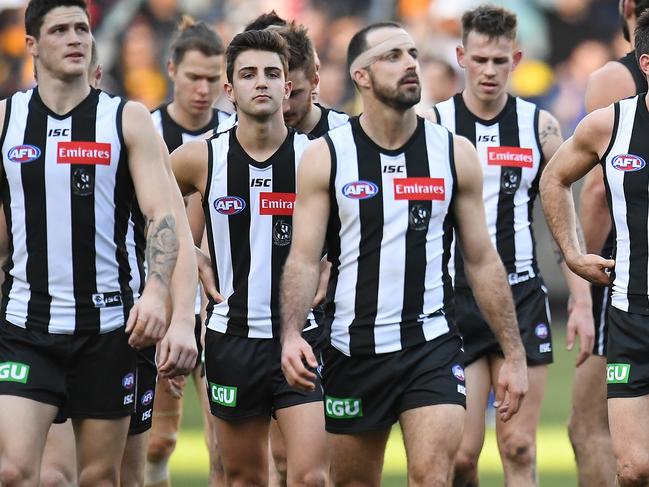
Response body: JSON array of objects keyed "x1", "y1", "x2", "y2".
[
  {"x1": 452, "y1": 365, "x2": 465, "y2": 382},
  {"x1": 214, "y1": 196, "x2": 245, "y2": 215},
  {"x1": 141, "y1": 389, "x2": 154, "y2": 406},
  {"x1": 7, "y1": 145, "x2": 41, "y2": 163},
  {"x1": 612, "y1": 154, "x2": 646, "y2": 172},
  {"x1": 342, "y1": 180, "x2": 379, "y2": 199},
  {"x1": 535, "y1": 323, "x2": 549, "y2": 340}
]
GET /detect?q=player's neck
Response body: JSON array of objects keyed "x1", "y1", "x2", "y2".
[
  {"x1": 294, "y1": 103, "x2": 322, "y2": 134},
  {"x1": 360, "y1": 98, "x2": 418, "y2": 150},
  {"x1": 236, "y1": 111, "x2": 288, "y2": 160},
  {"x1": 167, "y1": 101, "x2": 212, "y2": 131},
  {"x1": 461, "y1": 89, "x2": 508, "y2": 121},
  {"x1": 36, "y1": 71, "x2": 91, "y2": 116}
]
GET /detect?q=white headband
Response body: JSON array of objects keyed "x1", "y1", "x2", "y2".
[{"x1": 348, "y1": 32, "x2": 414, "y2": 77}]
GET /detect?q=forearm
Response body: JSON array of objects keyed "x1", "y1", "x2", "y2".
[
  {"x1": 465, "y1": 253, "x2": 525, "y2": 360},
  {"x1": 280, "y1": 255, "x2": 320, "y2": 341},
  {"x1": 145, "y1": 213, "x2": 179, "y2": 290},
  {"x1": 541, "y1": 176, "x2": 582, "y2": 265}
]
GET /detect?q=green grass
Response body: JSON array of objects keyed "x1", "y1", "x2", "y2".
[{"x1": 171, "y1": 324, "x2": 580, "y2": 486}]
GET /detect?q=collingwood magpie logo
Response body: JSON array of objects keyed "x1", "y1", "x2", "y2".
[
  {"x1": 72, "y1": 168, "x2": 93, "y2": 196},
  {"x1": 409, "y1": 203, "x2": 430, "y2": 231},
  {"x1": 273, "y1": 220, "x2": 292, "y2": 246},
  {"x1": 501, "y1": 167, "x2": 520, "y2": 194}
]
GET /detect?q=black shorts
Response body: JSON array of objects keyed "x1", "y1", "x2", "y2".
[
  {"x1": 592, "y1": 284, "x2": 611, "y2": 356},
  {"x1": 0, "y1": 321, "x2": 137, "y2": 421},
  {"x1": 321, "y1": 332, "x2": 465, "y2": 434},
  {"x1": 204, "y1": 330, "x2": 322, "y2": 421},
  {"x1": 456, "y1": 276, "x2": 553, "y2": 366},
  {"x1": 128, "y1": 346, "x2": 157, "y2": 435},
  {"x1": 607, "y1": 306, "x2": 649, "y2": 398}
]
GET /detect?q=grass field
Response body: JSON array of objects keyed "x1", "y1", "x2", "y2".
[{"x1": 170, "y1": 318, "x2": 580, "y2": 486}]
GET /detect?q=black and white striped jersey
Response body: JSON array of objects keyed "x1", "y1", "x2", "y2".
[
  {"x1": 151, "y1": 103, "x2": 230, "y2": 152},
  {"x1": 151, "y1": 103, "x2": 230, "y2": 315},
  {"x1": 215, "y1": 103, "x2": 348, "y2": 139},
  {"x1": 0, "y1": 87, "x2": 145, "y2": 334},
  {"x1": 601, "y1": 94, "x2": 649, "y2": 315},
  {"x1": 434, "y1": 94, "x2": 543, "y2": 288},
  {"x1": 325, "y1": 116, "x2": 456, "y2": 356},
  {"x1": 203, "y1": 127, "x2": 316, "y2": 338},
  {"x1": 310, "y1": 103, "x2": 349, "y2": 138}
]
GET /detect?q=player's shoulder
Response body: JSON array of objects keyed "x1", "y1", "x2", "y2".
[{"x1": 585, "y1": 60, "x2": 637, "y2": 112}]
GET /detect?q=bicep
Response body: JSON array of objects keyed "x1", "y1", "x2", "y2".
[
  {"x1": 123, "y1": 103, "x2": 174, "y2": 218},
  {"x1": 291, "y1": 142, "x2": 331, "y2": 262},
  {"x1": 451, "y1": 136, "x2": 494, "y2": 266}
]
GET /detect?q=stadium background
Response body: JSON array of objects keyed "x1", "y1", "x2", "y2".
[{"x1": 0, "y1": 0, "x2": 622, "y2": 484}]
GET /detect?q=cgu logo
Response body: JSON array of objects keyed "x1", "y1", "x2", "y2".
[
  {"x1": 342, "y1": 181, "x2": 379, "y2": 200},
  {"x1": 0, "y1": 362, "x2": 30, "y2": 383},
  {"x1": 607, "y1": 363, "x2": 630, "y2": 384},
  {"x1": 611, "y1": 154, "x2": 646, "y2": 172},
  {"x1": 210, "y1": 383, "x2": 237, "y2": 407},
  {"x1": 7, "y1": 145, "x2": 41, "y2": 163},
  {"x1": 214, "y1": 196, "x2": 245, "y2": 215},
  {"x1": 325, "y1": 396, "x2": 363, "y2": 419}
]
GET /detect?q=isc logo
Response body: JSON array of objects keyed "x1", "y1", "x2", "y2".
[
  {"x1": 342, "y1": 181, "x2": 379, "y2": 199},
  {"x1": 251, "y1": 178, "x2": 271, "y2": 187},
  {"x1": 7, "y1": 145, "x2": 41, "y2": 163},
  {"x1": 477, "y1": 135, "x2": 498, "y2": 142},
  {"x1": 612, "y1": 154, "x2": 646, "y2": 172},
  {"x1": 214, "y1": 196, "x2": 246, "y2": 215}
]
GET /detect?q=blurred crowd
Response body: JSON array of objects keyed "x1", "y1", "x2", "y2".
[{"x1": 0, "y1": 0, "x2": 628, "y2": 136}]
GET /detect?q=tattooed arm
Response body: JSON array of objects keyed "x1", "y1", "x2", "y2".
[
  {"x1": 122, "y1": 101, "x2": 179, "y2": 348},
  {"x1": 538, "y1": 110, "x2": 594, "y2": 365}
]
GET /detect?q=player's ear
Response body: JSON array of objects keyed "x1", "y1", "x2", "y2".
[
  {"x1": 456, "y1": 45, "x2": 465, "y2": 69},
  {"x1": 639, "y1": 53, "x2": 649, "y2": 77},
  {"x1": 351, "y1": 68, "x2": 371, "y2": 89},
  {"x1": 285, "y1": 80, "x2": 292, "y2": 100},
  {"x1": 26, "y1": 35, "x2": 38, "y2": 58},
  {"x1": 512, "y1": 49, "x2": 523, "y2": 69},
  {"x1": 167, "y1": 59, "x2": 176, "y2": 80},
  {"x1": 224, "y1": 82, "x2": 235, "y2": 104}
]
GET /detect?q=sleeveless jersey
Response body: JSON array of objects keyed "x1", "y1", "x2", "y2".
[
  {"x1": 0, "y1": 87, "x2": 145, "y2": 334},
  {"x1": 434, "y1": 94, "x2": 543, "y2": 288},
  {"x1": 325, "y1": 116, "x2": 456, "y2": 356},
  {"x1": 151, "y1": 103, "x2": 230, "y2": 152},
  {"x1": 600, "y1": 51, "x2": 649, "y2": 258},
  {"x1": 601, "y1": 94, "x2": 649, "y2": 315},
  {"x1": 203, "y1": 127, "x2": 316, "y2": 338}
]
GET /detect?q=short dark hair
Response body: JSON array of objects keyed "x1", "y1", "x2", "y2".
[
  {"x1": 279, "y1": 22, "x2": 316, "y2": 80},
  {"x1": 25, "y1": 0, "x2": 89, "y2": 38},
  {"x1": 636, "y1": 0, "x2": 649, "y2": 18},
  {"x1": 170, "y1": 16, "x2": 225, "y2": 66},
  {"x1": 346, "y1": 21, "x2": 402, "y2": 72},
  {"x1": 244, "y1": 10, "x2": 287, "y2": 32},
  {"x1": 635, "y1": 10, "x2": 649, "y2": 64},
  {"x1": 225, "y1": 29, "x2": 289, "y2": 83},
  {"x1": 461, "y1": 4, "x2": 517, "y2": 44}
]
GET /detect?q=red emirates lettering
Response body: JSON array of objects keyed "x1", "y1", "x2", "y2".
[
  {"x1": 259, "y1": 192, "x2": 295, "y2": 215},
  {"x1": 57, "y1": 141, "x2": 112, "y2": 165},
  {"x1": 393, "y1": 178, "x2": 445, "y2": 201},
  {"x1": 487, "y1": 146, "x2": 533, "y2": 168}
]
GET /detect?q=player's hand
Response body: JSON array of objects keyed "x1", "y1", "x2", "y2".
[
  {"x1": 568, "y1": 253, "x2": 614, "y2": 286},
  {"x1": 566, "y1": 296, "x2": 595, "y2": 367},
  {"x1": 281, "y1": 333, "x2": 318, "y2": 392},
  {"x1": 312, "y1": 260, "x2": 331, "y2": 308},
  {"x1": 126, "y1": 283, "x2": 168, "y2": 349},
  {"x1": 157, "y1": 317, "x2": 198, "y2": 378},
  {"x1": 195, "y1": 246, "x2": 224, "y2": 304},
  {"x1": 493, "y1": 354, "x2": 528, "y2": 422}
]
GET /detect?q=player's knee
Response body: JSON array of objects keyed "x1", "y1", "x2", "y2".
[
  {"x1": 0, "y1": 459, "x2": 36, "y2": 486},
  {"x1": 408, "y1": 464, "x2": 447, "y2": 487},
  {"x1": 146, "y1": 434, "x2": 177, "y2": 463},
  {"x1": 499, "y1": 432, "x2": 535, "y2": 470},
  {"x1": 40, "y1": 467, "x2": 76, "y2": 487},
  {"x1": 617, "y1": 459, "x2": 649, "y2": 487},
  {"x1": 272, "y1": 456, "x2": 288, "y2": 483},
  {"x1": 290, "y1": 467, "x2": 327, "y2": 487},
  {"x1": 454, "y1": 449, "x2": 480, "y2": 477},
  {"x1": 78, "y1": 468, "x2": 119, "y2": 487}
]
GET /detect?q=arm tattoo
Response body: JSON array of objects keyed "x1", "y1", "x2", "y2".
[
  {"x1": 145, "y1": 214, "x2": 179, "y2": 288},
  {"x1": 553, "y1": 241, "x2": 565, "y2": 265},
  {"x1": 539, "y1": 121, "x2": 560, "y2": 148}
]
